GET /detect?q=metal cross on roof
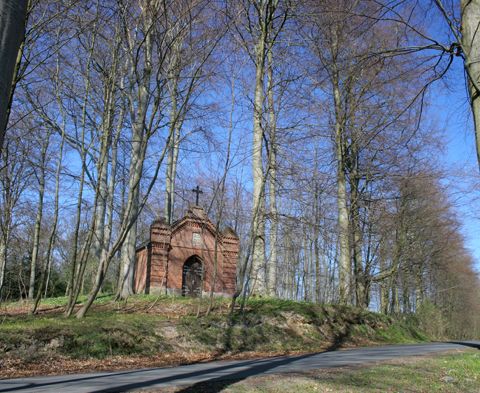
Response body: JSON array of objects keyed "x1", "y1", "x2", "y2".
[{"x1": 191, "y1": 185, "x2": 203, "y2": 205}]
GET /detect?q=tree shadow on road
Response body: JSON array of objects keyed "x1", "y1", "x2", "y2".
[
  {"x1": 446, "y1": 341, "x2": 480, "y2": 350},
  {"x1": 182, "y1": 305, "x2": 359, "y2": 393},
  {"x1": 175, "y1": 308, "x2": 362, "y2": 393},
  {"x1": 174, "y1": 377, "x2": 245, "y2": 393},
  {"x1": 90, "y1": 352, "x2": 321, "y2": 393},
  {"x1": 172, "y1": 352, "x2": 325, "y2": 393}
]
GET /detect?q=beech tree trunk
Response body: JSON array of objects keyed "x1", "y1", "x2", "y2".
[
  {"x1": 0, "y1": 0, "x2": 28, "y2": 152},
  {"x1": 28, "y1": 136, "x2": 49, "y2": 299},
  {"x1": 0, "y1": 140, "x2": 22, "y2": 298},
  {"x1": 379, "y1": 256, "x2": 389, "y2": 314},
  {"x1": 266, "y1": 42, "x2": 278, "y2": 297},
  {"x1": 461, "y1": 0, "x2": 480, "y2": 168},
  {"x1": 117, "y1": 5, "x2": 153, "y2": 299},
  {"x1": 251, "y1": 3, "x2": 268, "y2": 296},
  {"x1": 164, "y1": 54, "x2": 181, "y2": 224},
  {"x1": 64, "y1": 15, "x2": 97, "y2": 313},
  {"x1": 32, "y1": 130, "x2": 64, "y2": 313},
  {"x1": 43, "y1": 136, "x2": 63, "y2": 298},
  {"x1": 118, "y1": 156, "x2": 141, "y2": 298},
  {"x1": 103, "y1": 109, "x2": 123, "y2": 266},
  {"x1": 117, "y1": 87, "x2": 149, "y2": 299},
  {"x1": 0, "y1": 233, "x2": 7, "y2": 299},
  {"x1": 332, "y1": 44, "x2": 351, "y2": 304},
  {"x1": 350, "y1": 138, "x2": 366, "y2": 307},
  {"x1": 313, "y1": 181, "x2": 322, "y2": 303}
]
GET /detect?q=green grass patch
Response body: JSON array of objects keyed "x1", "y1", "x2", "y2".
[
  {"x1": 0, "y1": 311, "x2": 170, "y2": 359},
  {"x1": 320, "y1": 351, "x2": 480, "y2": 392},
  {"x1": 179, "y1": 299, "x2": 427, "y2": 354},
  {"x1": 1, "y1": 294, "x2": 430, "y2": 365},
  {"x1": 189, "y1": 351, "x2": 480, "y2": 392}
]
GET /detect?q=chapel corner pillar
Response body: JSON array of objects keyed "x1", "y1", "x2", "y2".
[
  {"x1": 149, "y1": 218, "x2": 171, "y2": 294},
  {"x1": 221, "y1": 229, "x2": 240, "y2": 296}
]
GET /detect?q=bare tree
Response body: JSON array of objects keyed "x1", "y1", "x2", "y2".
[
  {"x1": 230, "y1": 0, "x2": 289, "y2": 296},
  {"x1": 265, "y1": 31, "x2": 278, "y2": 297},
  {"x1": 27, "y1": 131, "x2": 51, "y2": 299},
  {"x1": 118, "y1": 0, "x2": 222, "y2": 299},
  {"x1": 0, "y1": 135, "x2": 31, "y2": 299}
]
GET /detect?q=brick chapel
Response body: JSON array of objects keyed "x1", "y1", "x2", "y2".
[{"x1": 133, "y1": 205, "x2": 239, "y2": 297}]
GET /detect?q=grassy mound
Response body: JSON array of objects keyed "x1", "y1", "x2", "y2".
[
  {"x1": 0, "y1": 295, "x2": 429, "y2": 377},
  {"x1": 180, "y1": 298, "x2": 427, "y2": 354}
]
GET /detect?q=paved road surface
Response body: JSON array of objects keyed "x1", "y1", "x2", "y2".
[{"x1": 1, "y1": 342, "x2": 478, "y2": 392}]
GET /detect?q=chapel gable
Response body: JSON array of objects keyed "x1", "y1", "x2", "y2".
[{"x1": 133, "y1": 205, "x2": 239, "y2": 297}]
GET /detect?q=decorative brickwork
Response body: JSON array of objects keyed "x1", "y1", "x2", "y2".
[{"x1": 133, "y1": 206, "x2": 239, "y2": 297}]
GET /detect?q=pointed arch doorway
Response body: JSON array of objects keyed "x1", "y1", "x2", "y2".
[{"x1": 182, "y1": 256, "x2": 203, "y2": 297}]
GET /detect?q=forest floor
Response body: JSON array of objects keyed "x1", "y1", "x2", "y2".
[{"x1": 0, "y1": 294, "x2": 430, "y2": 379}]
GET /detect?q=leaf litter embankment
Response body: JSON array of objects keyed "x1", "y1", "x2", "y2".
[{"x1": 0, "y1": 295, "x2": 428, "y2": 378}]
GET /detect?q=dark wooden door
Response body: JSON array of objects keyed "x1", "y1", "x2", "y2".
[{"x1": 182, "y1": 257, "x2": 203, "y2": 297}]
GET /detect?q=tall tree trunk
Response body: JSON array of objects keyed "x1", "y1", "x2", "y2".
[
  {"x1": 117, "y1": 65, "x2": 151, "y2": 301},
  {"x1": 415, "y1": 267, "x2": 424, "y2": 310},
  {"x1": 43, "y1": 144, "x2": 62, "y2": 298},
  {"x1": 206, "y1": 73, "x2": 235, "y2": 315},
  {"x1": 0, "y1": 0, "x2": 28, "y2": 152},
  {"x1": 91, "y1": 117, "x2": 112, "y2": 283},
  {"x1": 230, "y1": 160, "x2": 271, "y2": 311},
  {"x1": 350, "y1": 141, "x2": 366, "y2": 307},
  {"x1": 117, "y1": 18, "x2": 152, "y2": 299},
  {"x1": 28, "y1": 136, "x2": 49, "y2": 299},
  {"x1": 115, "y1": 157, "x2": 128, "y2": 293},
  {"x1": 103, "y1": 108, "x2": 123, "y2": 264},
  {"x1": 65, "y1": 147, "x2": 86, "y2": 312},
  {"x1": 303, "y1": 235, "x2": 310, "y2": 301},
  {"x1": 313, "y1": 180, "x2": 322, "y2": 303},
  {"x1": 115, "y1": 0, "x2": 162, "y2": 301},
  {"x1": 461, "y1": 0, "x2": 480, "y2": 168},
  {"x1": 390, "y1": 273, "x2": 400, "y2": 314},
  {"x1": 0, "y1": 230, "x2": 8, "y2": 299},
  {"x1": 0, "y1": 141, "x2": 16, "y2": 299},
  {"x1": 118, "y1": 156, "x2": 141, "y2": 298},
  {"x1": 64, "y1": 4, "x2": 99, "y2": 313},
  {"x1": 380, "y1": 283, "x2": 389, "y2": 314},
  {"x1": 251, "y1": 9, "x2": 268, "y2": 296},
  {"x1": 266, "y1": 42, "x2": 277, "y2": 297},
  {"x1": 32, "y1": 127, "x2": 64, "y2": 312},
  {"x1": 333, "y1": 77, "x2": 350, "y2": 304},
  {"x1": 164, "y1": 122, "x2": 181, "y2": 222},
  {"x1": 92, "y1": 29, "x2": 121, "y2": 293},
  {"x1": 164, "y1": 61, "x2": 181, "y2": 224},
  {"x1": 329, "y1": 22, "x2": 351, "y2": 304}
]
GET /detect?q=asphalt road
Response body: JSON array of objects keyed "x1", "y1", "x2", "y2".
[{"x1": 1, "y1": 341, "x2": 478, "y2": 393}]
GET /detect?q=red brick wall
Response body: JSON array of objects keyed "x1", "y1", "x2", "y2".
[
  {"x1": 169, "y1": 222, "x2": 226, "y2": 294},
  {"x1": 222, "y1": 235, "x2": 239, "y2": 295},
  {"x1": 134, "y1": 247, "x2": 148, "y2": 293},
  {"x1": 134, "y1": 209, "x2": 239, "y2": 296},
  {"x1": 149, "y1": 221, "x2": 170, "y2": 293}
]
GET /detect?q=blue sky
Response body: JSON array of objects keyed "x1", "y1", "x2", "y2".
[{"x1": 431, "y1": 58, "x2": 480, "y2": 271}]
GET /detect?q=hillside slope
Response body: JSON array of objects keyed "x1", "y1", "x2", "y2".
[{"x1": 0, "y1": 295, "x2": 428, "y2": 378}]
